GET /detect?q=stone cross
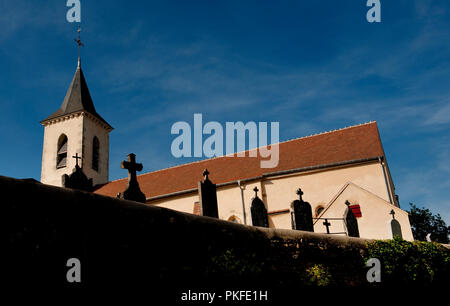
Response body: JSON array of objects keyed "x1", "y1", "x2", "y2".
[
  {"x1": 118, "y1": 153, "x2": 146, "y2": 203},
  {"x1": 253, "y1": 187, "x2": 259, "y2": 197},
  {"x1": 121, "y1": 153, "x2": 143, "y2": 186},
  {"x1": 323, "y1": 218, "x2": 331, "y2": 234},
  {"x1": 390, "y1": 209, "x2": 395, "y2": 219},
  {"x1": 203, "y1": 169, "x2": 210, "y2": 180},
  {"x1": 296, "y1": 188, "x2": 304, "y2": 201},
  {"x1": 62, "y1": 153, "x2": 93, "y2": 192},
  {"x1": 72, "y1": 153, "x2": 82, "y2": 167}
]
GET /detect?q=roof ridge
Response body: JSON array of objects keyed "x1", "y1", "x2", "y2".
[
  {"x1": 108, "y1": 121, "x2": 377, "y2": 183},
  {"x1": 280, "y1": 121, "x2": 377, "y2": 145}
]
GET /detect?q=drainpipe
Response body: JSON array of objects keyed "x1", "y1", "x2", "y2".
[
  {"x1": 379, "y1": 157, "x2": 393, "y2": 204},
  {"x1": 237, "y1": 180, "x2": 247, "y2": 225}
]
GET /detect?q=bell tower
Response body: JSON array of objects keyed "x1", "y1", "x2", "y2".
[{"x1": 40, "y1": 43, "x2": 113, "y2": 187}]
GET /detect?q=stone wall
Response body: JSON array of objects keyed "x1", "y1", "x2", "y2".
[{"x1": 2, "y1": 175, "x2": 448, "y2": 298}]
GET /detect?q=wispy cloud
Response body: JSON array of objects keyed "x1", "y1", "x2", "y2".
[
  {"x1": 0, "y1": 0, "x2": 63, "y2": 42},
  {"x1": 424, "y1": 102, "x2": 450, "y2": 126}
]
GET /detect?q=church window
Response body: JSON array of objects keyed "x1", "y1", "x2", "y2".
[
  {"x1": 56, "y1": 134, "x2": 68, "y2": 169},
  {"x1": 92, "y1": 136, "x2": 99, "y2": 171},
  {"x1": 316, "y1": 206, "x2": 324, "y2": 217}
]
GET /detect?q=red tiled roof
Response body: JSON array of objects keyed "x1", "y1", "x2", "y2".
[{"x1": 95, "y1": 122, "x2": 385, "y2": 200}]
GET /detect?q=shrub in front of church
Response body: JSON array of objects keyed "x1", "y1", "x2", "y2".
[
  {"x1": 305, "y1": 264, "x2": 332, "y2": 286},
  {"x1": 205, "y1": 237, "x2": 448, "y2": 287},
  {"x1": 366, "y1": 237, "x2": 449, "y2": 285},
  {"x1": 211, "y1": 237, "x2": 368, "y2": 287},
  {"x1": 207, "y1": 248, "x2": 263, "y2": 277}
]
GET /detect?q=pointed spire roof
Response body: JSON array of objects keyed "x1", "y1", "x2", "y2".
[{"x1": 41, "y1": 65, "x2": 112, "y2": 129}]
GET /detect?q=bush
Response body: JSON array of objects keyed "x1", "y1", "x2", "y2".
[
  {"x1": 204, "y1": 237, "x2": 449, "y2": 287},
  {"x1": 365, "y1": 237, "x2": 449, "y2": 285},
  {"x1": 208, "y1": 248, "x2": 263, "y2": 277},
  {"x1": 305, "y1": 264, "x2": 332, "y2": 286}
]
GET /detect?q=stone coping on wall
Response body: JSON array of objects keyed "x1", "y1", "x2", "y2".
[{"x1": 2, "y1": 175, "x2": 446, "y2": 250}]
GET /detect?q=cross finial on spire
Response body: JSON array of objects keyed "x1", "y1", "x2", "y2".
[
  {"x1": 74, "y1": 25, "x2": 84, "y2": 68},
  {"x1": 253, "y1": 186, "x2": 259, "y2": 197},
  {"x1": 203, "y1": 169, "x2": 210, "y2": 180},
  {"x1": 72, "y1": 153, "x2": 82, "y2": 168},
  {"x1": 296, "y1": 188, "x2": 304, "y2": 200}
]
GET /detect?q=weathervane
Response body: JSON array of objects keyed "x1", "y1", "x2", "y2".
[{"x1": 74, "y1": 25, "x2": 84, "y2": 67}]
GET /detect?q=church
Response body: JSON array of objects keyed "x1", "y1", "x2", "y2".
[{"x1": 40, "y1": 58, "x2": 414, "y2": 241}]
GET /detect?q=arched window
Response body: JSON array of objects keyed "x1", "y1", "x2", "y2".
[
  {"x1": 92, "y1": 136, "x2": 99, "y2": 171},
  {"x1": 56, "y1": 134, "x2": 68, "y2": 169},
  {"x1": 316, "y1": 206, "x2": 325, "y2": 217}
]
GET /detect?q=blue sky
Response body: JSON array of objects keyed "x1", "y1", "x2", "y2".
[{"x1": 0, "y1": 0, "x2": 449, "y2": 222}]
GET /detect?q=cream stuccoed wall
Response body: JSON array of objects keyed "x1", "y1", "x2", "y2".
[
  {"x1": 150, "y1": 161, "x2": 414, "y2": 240},
  {"x1": 262, "y1": 162, "x2": 391, "y2": 214},
  {"x1": 151, "y1": 193, "x2": 199, "y2": 214},
  {"x1": 153, "y1": 162, "x2": 389, "y2": 223},
  {"x1": 151, "y1": 181, "x2": 264, "y2": 225},
  {"x1": 41, "y1": 112, "x2": 110, "y2": 187},
  {"x1": 313, "y1": 183, "x2": 413, "y2": 241},
  {"x1": 216, "y1": 182, "x2": 263, "y2": 225}
]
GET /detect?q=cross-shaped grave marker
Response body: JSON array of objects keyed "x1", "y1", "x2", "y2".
[
  {"x1": 390, "y1": 209, "x2": 395, "y2": 219},
  {"x1": 296, "y1": 188, "x2": 304, "y2": 201},
  {"x1": 203, "y1": 169, "x2": 210, "y2": 180},
  {"x1": 323, "y1": 218, "x2": 331, "y2": 234},
  {"x1": 72, "y1": 153, "x2": 82, "y2": 167},
  {"x1": 121, "y1": 153, "x2": 143, "y2": 186},
  {"x1": 118, "y1": 153, "x2": 146, "y2": 203},
  {"x1": 254, "y1": 186, "x2": 259, "y2": 197}
]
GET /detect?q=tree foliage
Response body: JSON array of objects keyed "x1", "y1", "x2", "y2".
[{"x1": 408, "y1": 203, "x2": 449, "y2": 244}]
